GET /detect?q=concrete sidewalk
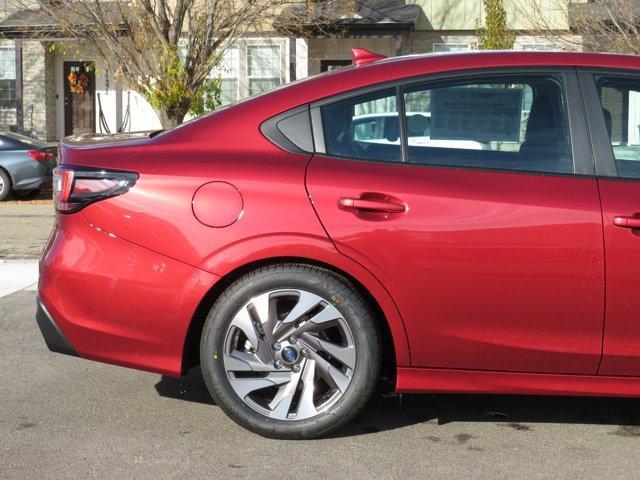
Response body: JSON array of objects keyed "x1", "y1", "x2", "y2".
[{"x1": 0, "y1": 259, "x2": 38, "y2": 298}]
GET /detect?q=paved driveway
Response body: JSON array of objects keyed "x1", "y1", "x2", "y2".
[{"x1": 2, "y1": 290, "x2": 640, "y2": 479}]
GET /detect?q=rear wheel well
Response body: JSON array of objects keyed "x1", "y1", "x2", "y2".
[{"x1": 182, "y1": 257, "x2": 397, "y2": 389}]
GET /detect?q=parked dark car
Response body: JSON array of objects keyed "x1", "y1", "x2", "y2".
[{"x1": 0, "y1": 131, "x2": 57, "y2": 201}]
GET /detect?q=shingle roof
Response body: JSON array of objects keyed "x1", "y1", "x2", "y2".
[
  {"x1": 0, "y1": 3, "x2": 125, "y2": 39},
  {"x1": 276, "y1": 0, "x2": 421, "y2": 36}
]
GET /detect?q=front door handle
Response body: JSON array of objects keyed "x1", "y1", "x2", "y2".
[
  {"x1": 613, "y1": 216, "x2": 640, "y2": 229},
  {"x1": 339, "y1": 197, "x2": 406, "y2": 214}
]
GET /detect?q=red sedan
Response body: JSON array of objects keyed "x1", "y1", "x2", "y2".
[{"x1": 38, "y1": 49, "x2": 640, "y2": 438}]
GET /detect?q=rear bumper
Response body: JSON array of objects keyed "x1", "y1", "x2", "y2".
[
  {"x1": 35, "y1": 296, "x2": 78, "y2": 357},
  {"x1": 12, "y1": 161, "x2": 53, "y2": 190},
  {"x1": 38, "y1": 213, "x2": 219, "y2": 376}
]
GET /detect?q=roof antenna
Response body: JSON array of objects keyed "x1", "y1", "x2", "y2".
[{"x1": 351, "y1": 48, "x2": 387, "y2": 66}]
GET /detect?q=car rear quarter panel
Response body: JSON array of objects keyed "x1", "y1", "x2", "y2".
[{"x1": 59, "y1": 102, "x2": 412, "y2": 369}]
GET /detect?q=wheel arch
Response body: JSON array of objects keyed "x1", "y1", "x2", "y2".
[{"x1": 182, "y1": 255, "x2": 410, "y2": 385}]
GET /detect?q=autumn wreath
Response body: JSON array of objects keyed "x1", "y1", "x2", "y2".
[{"x1": 68, "y1": 71, "x2": 90, "y2": 94}]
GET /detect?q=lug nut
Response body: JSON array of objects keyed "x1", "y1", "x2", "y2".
[
  {"x1": 292, "y1": 364, "x2": 301, "y2": 373},
  {"x1": 274, "y1": 360, "x2": 283, "y2": 369},
  {"x1": 300, "y1": 348, "x2": 309, "y2": 357},
  {"x1": 288, "y1": 335, "x2": 298, "y2": 344},
  {"x1": 272, "y1": 342, "x2": 281, "y2": 351}
]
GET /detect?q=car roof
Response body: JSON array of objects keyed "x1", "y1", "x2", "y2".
[
  {"x1": 167, "y1": 50, "x2": 640, "y2": 142},
  {"x1": 362, "y1": 49, "x2": 640, "y2": 69}
]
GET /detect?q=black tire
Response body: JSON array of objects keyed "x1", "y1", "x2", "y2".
[
  {"x1": 13, "y1": 189, "x2": 41, "y2": 200},
  {"x1": 0, "y1": 169, "x2": 11, "y2": 202},
  {"x1": 200, "y1": 263, "x2": 381, "y2": 439}
]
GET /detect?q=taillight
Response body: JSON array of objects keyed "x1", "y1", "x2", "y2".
[
  {"x1": 27, "y1": 150, "x2": 55, "y2": 161},
  {"x1": 53, "y1": 165, "x2": 138, "y2": 213}
]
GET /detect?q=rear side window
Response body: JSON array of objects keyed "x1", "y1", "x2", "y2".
[
  {"x1": 403, "y1": 75, "x2": 572, "y2": 173},
  {"x1": 321, "y1": 89, "x2": 401, "y2": 163},
  {"x1": 319, "y1": 74, "x2": 573, "y2": 175},
  {"x1": 595, "y1": 75, "x2": 640, "y2": 178}
]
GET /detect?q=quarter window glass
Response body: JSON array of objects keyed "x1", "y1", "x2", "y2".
[
  {"x1": 595, "y1": 75, "x2": 640, "y2": 178},
  {"x1": 403, "y1": 75, "x2": 572, "y2": 173},
  {"x1": 321, "y1": 89, "x2": 401, "y2": 162}
]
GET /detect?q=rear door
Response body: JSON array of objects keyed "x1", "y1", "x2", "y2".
[
  {"x1": 581, "y1": 71, "x2": 640, "y2": 376},
  {"x1": 307, "y1": 69, "x2": 605, "y2": 374}
]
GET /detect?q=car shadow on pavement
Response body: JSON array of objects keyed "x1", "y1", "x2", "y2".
[
  {"x1": 155, "y1": 368, "x2": 640, "y2": 438},
  {"x1": 336, "y1": 392, "x2": 640, "y2": 438},
  {"x1": 155, "y1": 368, "x2": 216, "y2": 406}
]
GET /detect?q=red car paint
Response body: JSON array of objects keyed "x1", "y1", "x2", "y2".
[{"x1": 39, "y1": 51, "x2": 640, "y2": 397}]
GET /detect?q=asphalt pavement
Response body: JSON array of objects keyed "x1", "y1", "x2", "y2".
[
  {"x1": 2, "y1": 290, "x2": 640, "y2": 479},
  {"x1": 0, "y1": 199, "x2": 54, "y2": 259}
]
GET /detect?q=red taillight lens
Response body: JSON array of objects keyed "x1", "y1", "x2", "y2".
[
  {"x1": 53, "y1": 165, "x2": 138, "y2": 213},
  {"x1": 27, "y1": 150, "x2": 55, "y2": 161}
]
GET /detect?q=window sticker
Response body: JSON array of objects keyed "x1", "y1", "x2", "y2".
[{"x1": 430, "y1": 87, "x2": 523, "y2": 142}]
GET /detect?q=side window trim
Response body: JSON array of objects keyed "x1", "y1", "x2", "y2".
[
  {"x1": 312, "y1": 68, "x2": 591, "y2": 176},
  {"x1": 577, "y1": 70, "x2": 618, "y2": 177},
  {"x1": 396, "y1": 86, "x2": 409, "y2": 163}
]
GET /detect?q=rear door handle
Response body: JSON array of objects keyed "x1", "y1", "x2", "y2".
[
  {"x1": 613, "y1": 216, "x2": 640, "y2": 229},
  {"x1": 339, "y1": 197, "x2": 406, "y2": 214}
]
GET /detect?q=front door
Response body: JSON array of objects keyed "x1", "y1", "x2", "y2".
[
  {"x1": 63, "y1": 61, "x2": 95, "y2": 136},
  {"x1": 307, "y1": 71, "x2": 605, "y2": 374},
  {"x1": 584, "y1": 72, "x2": 640, "y2": 376}
]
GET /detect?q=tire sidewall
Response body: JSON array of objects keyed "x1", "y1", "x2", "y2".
[
  {"x1": 200, "y1": 266, "x2": 379, "y2": 438},
  {"x1": 0, "y1": 170, "x2": 11, "y2": 202}
]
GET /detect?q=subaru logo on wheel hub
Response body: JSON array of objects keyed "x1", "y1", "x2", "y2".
[{"x1": 281, "y1": 346, "x2": 298, "y2": 363}]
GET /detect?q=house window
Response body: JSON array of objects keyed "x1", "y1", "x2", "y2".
[
  {"x1": 0, "y1": 47, "x2": 16, "y2": 109},
  {"x1": 433, "y1": 43, "x2": 470, "y2": 53},
  {"x1": 217, "y1": 47, "x2": 239, "y2": 105},
  {"x1": 521, "y1": 43, "x2": 555, "y2": 51},
  {"x1": 247, "y1": 45, "x2": 281, "y2": 96}
]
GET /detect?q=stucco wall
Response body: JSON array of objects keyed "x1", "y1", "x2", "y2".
[
  {"x1": 409, "y1": 0, "x2": 582, "y2": 31},
  {"x1": 21, "y1": 41, "x2": 56, "y2": 141}
]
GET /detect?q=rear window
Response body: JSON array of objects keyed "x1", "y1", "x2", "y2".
[
  {"x1": 0, "y1": 131, "x2": 48, "y2": 149},
  {"x1": 595, "y1": 75, "x2": 640, "y2": 178}
]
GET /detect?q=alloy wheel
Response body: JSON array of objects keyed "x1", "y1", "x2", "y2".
[{"x1": 223, "y1": 289, "x2": 356, "y2": 421}]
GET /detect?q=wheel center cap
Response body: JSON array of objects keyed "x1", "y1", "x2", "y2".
[{"x1": 281, "y1": 346, "x2": 298, "y2": 364}]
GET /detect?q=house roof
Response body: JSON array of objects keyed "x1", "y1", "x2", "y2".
[
  {"x1": 276, "y1": 0, "x2": 422, "y2": 37},
  {"x1": 0, "y1": 0, "x2": 421, "y2": 40},
  {"x1": 0, "y1": 3, "x2": 125, "y2": 39}
]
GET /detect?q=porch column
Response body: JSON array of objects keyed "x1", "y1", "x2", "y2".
[{"x1": 295, "y1": 38, "x2": 309, "y2": 80}]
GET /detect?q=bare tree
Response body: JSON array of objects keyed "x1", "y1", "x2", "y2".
[
  {"x1": 13, "y1": 0, "x2": 350, "y2": 128},
  {"x1": 508, "y1": 0, "x2": 640, "y2": 54}
]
